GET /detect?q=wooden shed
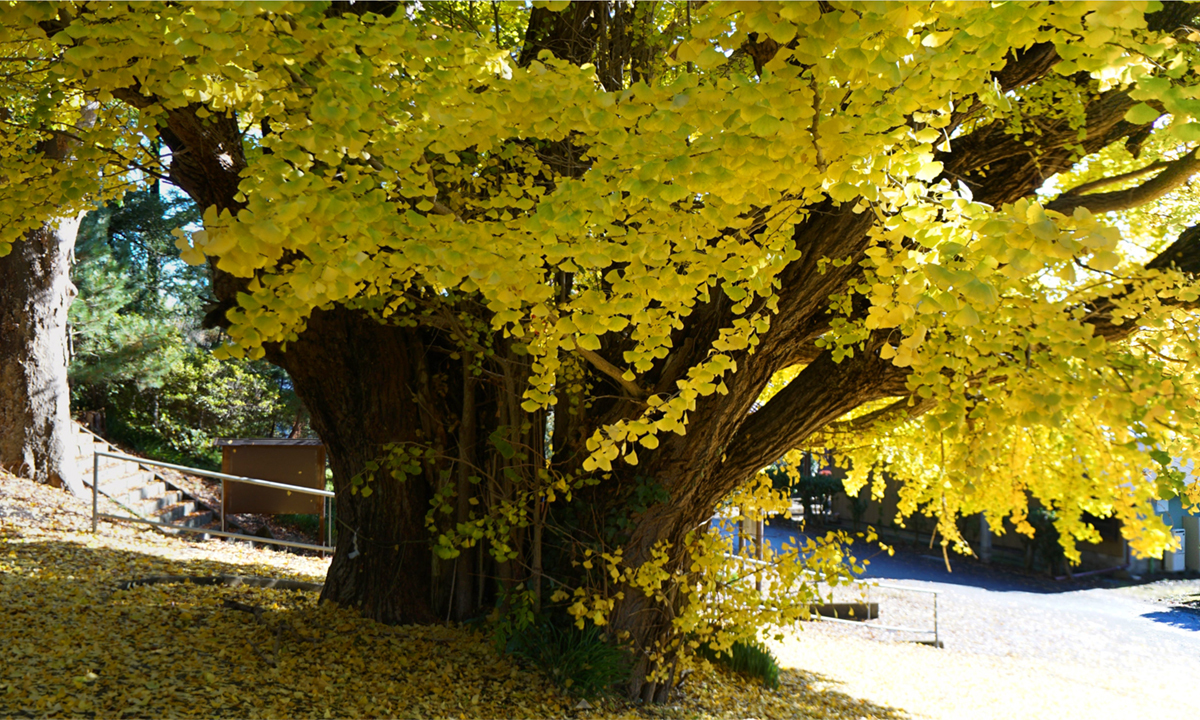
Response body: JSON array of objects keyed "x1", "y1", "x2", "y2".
[{"x1": 215, "y1": 438, "x2": 327, "y2": 519}]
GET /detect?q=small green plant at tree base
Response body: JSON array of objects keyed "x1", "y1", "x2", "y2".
[
  {"x1": 506, "y1": 618, "x2": 631, "y2": 699},
  {"x1": 489, "y1": 585, "x2": 537, "y2": 655},
  {"x1": 697, "y1": 640, "x2": 781, "y2": 691}
]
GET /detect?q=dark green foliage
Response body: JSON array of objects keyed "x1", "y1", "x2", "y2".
[
  {"x1": 70, "y1": 188, "x2": 313, "y2": 468},
  {"x1": 112, "y1": 352, "x2": 296, "y2": 467},
  {"x1": 507, "y1": 619, "x2": 631, "y2": 698},
  {"x1": 697, "y1": 640, "x2": 781, "y2": 690},
  {"x1": 1024, "y1": 506, "x2": 1068, "y2": 576},
  {"x1": 70, "y1": 190, "x2": 197, "y2": 394}
]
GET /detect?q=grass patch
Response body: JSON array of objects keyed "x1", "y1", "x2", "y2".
[
  {"x1": 698, "y1": 639, "x2": 782, "y2": 690},
  {"x1": 508, "y1": 620, "x2": 631, "y2": 698}
]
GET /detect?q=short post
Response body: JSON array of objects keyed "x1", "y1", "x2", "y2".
[
  {"x1": 220, "y1": 479, "x2": 226, "y2": 534},
  {"x1": 933, "y1": 591, "x2": 939, "y2": 647},
  {"x1": 92, "y1": 451, "x2": 99, "y2": 534}
]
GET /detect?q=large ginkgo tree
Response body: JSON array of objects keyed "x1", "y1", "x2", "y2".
[{"x1": 2, "y1": 0, "x2": 1200, "y2": 699}]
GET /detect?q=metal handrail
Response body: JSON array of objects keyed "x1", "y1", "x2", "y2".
[
  {"x1": 91, "y1": 449, "x2": 334, "y2": 553},
  {"x1": 862, "y1": 581, "x2": 939, "y2": 645},
  {"x1": 720, "y1": 551, "x2": 939, "y2": 646},
  {"x1": 874, "y1": 581, "x2": 939, "y2": 595}
]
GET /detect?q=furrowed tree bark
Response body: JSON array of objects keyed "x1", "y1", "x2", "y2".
[
  {"x1": 0, "y1": 127, "x2": 92, "y2": 496},
  {"x1": 122, "y1": 93, "x2": 455, "y2": 625},
  {"x1": 267, "y1": 308, "x2": 443, "y2": 624},
  {"x1": 0, "y1": 206, "x2": 85, "y2": 494}
]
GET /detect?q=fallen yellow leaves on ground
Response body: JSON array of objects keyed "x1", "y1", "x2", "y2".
[{"x1": 1, "y1": 473, "x2": 902, "y2": 719}]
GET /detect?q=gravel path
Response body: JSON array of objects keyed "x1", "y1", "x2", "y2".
[{"x1": 761, "y1": 520, "x2": 1200, "y2": 718}]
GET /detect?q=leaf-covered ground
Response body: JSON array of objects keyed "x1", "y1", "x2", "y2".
[{"x1": 0, "y1": 472, "x2": 902, "y2": 719}]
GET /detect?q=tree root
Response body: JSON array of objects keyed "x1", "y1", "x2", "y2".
[
  {"x1": 221, "y1": 597, "x2": 321, "y2": 668},
  {"x1": 116, "y1": 574, "x2": 324, "y2": 592}
]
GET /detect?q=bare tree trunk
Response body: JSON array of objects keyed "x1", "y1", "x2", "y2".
[{"x1": 0, "y1": 128, "x2": 88, "y2": 496}]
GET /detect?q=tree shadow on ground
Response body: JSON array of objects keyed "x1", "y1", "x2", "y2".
[
  {"x1": 763, "y1": 518, "x2": 1131, "y2": 596},
  {"x1": 775, "y1": 667, "x2": 909, "y2": 719},
  {"x1": 634, "y1": 666, "x2": 908, "y2": 720},
  {"x1": 1141, "y1": 607, "x2": 1200, "y2": 632}
]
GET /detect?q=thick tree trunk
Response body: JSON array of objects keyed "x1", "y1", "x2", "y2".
[
  {"x1": 269, "y1": 307, "x2": 446, "y2": 624},
  {"x1": 268, "y1": 305, "x2": 534, "y2": 625},
  {"x1": 0, "y1": 117, "x2": 94, "y2": 496},
  {"x1": 0, "y1": 208, "x2": 85, "y2": 495}
]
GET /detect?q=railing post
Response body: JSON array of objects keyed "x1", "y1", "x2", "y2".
[
  {"x1": 933, "y1": 591, "x2": 939, "y2": 647},
  {"x1": 92, "y1": 450, "x2": 99, "y2": 534},
  {"x1": 220, "y1": 479, "x2": 226, "y2": 534},
  {"x1": 325, "y1": 496, "x2": 332, "y2": 548}
]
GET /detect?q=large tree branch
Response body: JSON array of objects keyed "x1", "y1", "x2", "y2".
[
  {"x1": 650, "y1": 44, "x2": 1186, "y2": 497},
  {"x1": 1047, "y1": 148, "x2": 1200, "y2": 215},
  {"x1": 826, "y1": 394, "x2": 937, "y2": 436},
  {"x1": 577, "y1": 345, "x2": 648, "y2": 400},
  {"x1": 715, "y1": 220, "x2": 1200, "y2": 490},
  {"x1": 1052, "y1": 161, "x2": 1167, "y2": 198},
  {"x1": 1146, "y1": 223, "x2": 1200, "y2": 274},
  {"x1": 1146, "y1": 2, "x2": 1200, "y2": 33},
  {"x1": 944, "y1": 88, "x2": 1150, "y2": 206},
  {"x1": 713, "y1": 337, "x2": 911, "y2": 489},
  {"x1": 1083, "y1": 223, "x2": 1200, "y2": 342}
]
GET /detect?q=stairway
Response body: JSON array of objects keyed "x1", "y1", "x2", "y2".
[{"x1": 72, "y1": 422, "x2": 215, "y2": 530}]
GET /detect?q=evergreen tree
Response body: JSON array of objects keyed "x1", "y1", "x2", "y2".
[{"x1": 70, "y1": 189, "x2": 308, "y2": 466}]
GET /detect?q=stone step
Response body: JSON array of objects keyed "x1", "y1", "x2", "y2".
[
  {"x1": 92, "y1": 468, "x2": 157, "y2": 497},
  {"x1": 176, "y1": 510, "x2": 215, "y2": 530},
  {"x1": 73, "y1": 442, "x2": 95, "y2": 461},
  {"x1": 123, "y1": 482, "x2": 172, "y2": 506},
  {"x1": 153, "y1": 501, "x2": 198, "y2": 524},
  {"x1": 128, "y1": 491, "x2": 185, "y2": 516},
  {"x1": 75, "y1": 436, "x2": 106, "y2": 453},
  {"x1": 84, "y1": 454, "x2": 133, "y2": 477},
  {"x1": 93, "y1": 459, "x2": 146, "y2": 480}
]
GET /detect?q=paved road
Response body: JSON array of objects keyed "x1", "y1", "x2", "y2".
[{"x1": 759, "y1": 519, "x2": 1200, "y2": 672}]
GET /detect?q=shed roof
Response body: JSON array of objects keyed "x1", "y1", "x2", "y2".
[{"x1": 214, "y1": 438, "x2": 324, "y2": 447}]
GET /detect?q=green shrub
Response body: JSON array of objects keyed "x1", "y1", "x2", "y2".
[
  {"x1": 697, "y1": 639, "x2": 781, "y2": 690},
  {"x1": 508, "y1": 620, "x2": 630, "y2": 698}
]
